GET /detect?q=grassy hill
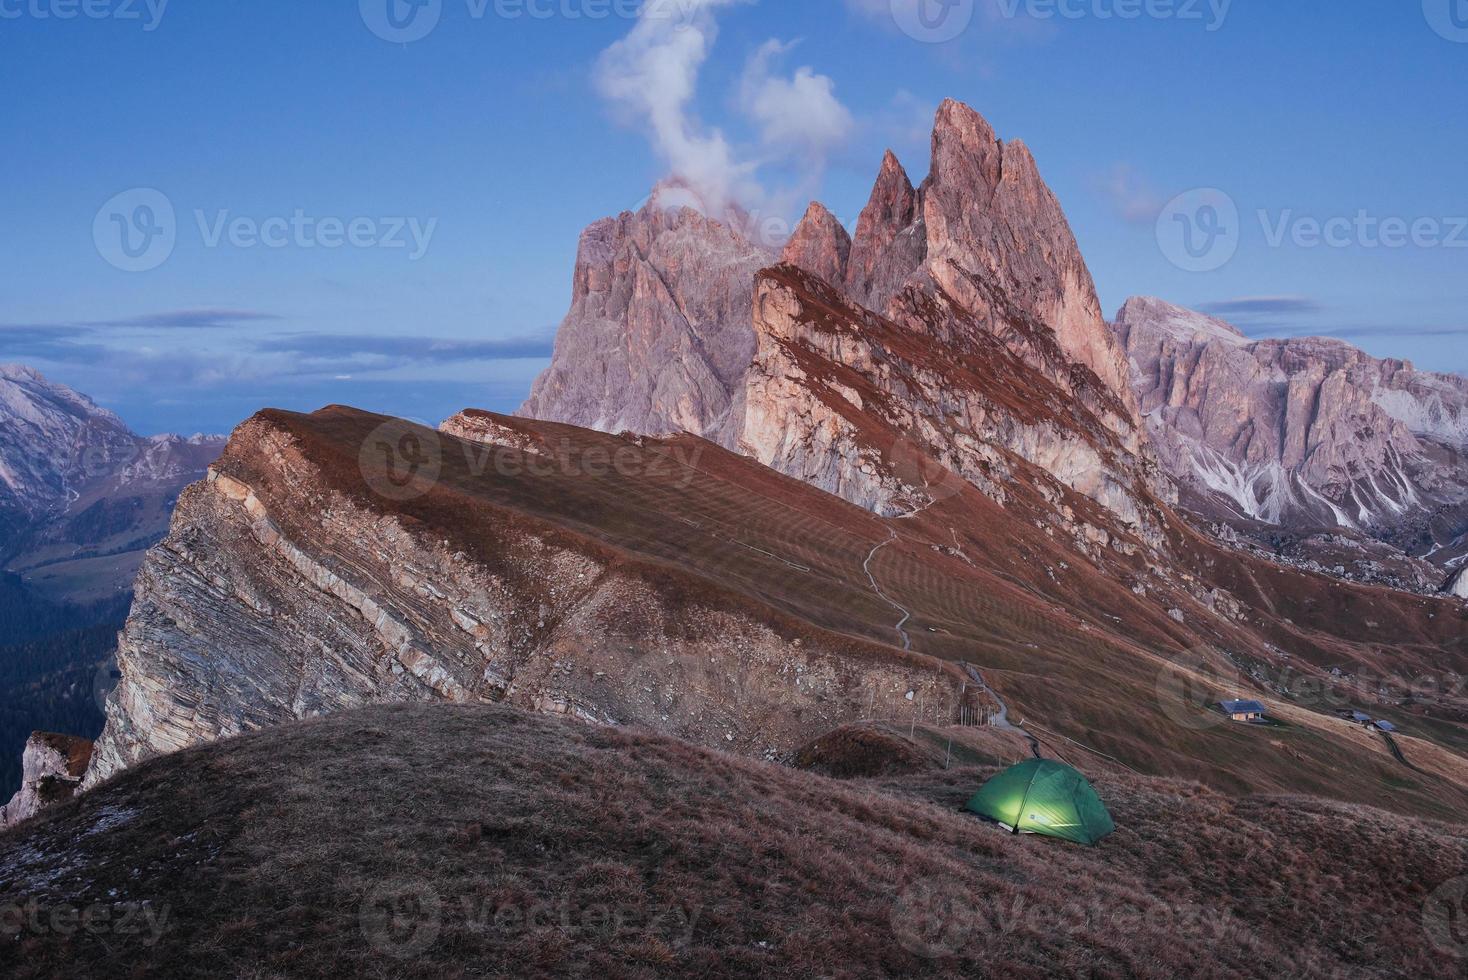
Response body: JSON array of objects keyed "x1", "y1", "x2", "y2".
[{"x1": 3, "y1": 702, "x2": 1465, "y2": 978}]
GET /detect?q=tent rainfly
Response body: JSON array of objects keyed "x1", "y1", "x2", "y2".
[{"x1": 964, "y1": 759, "x2": 1115, "y2": 846}]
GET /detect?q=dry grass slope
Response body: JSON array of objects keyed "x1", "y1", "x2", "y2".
[{"x1": 3, "y1": 703, "x2": 1465, "y2": 979}]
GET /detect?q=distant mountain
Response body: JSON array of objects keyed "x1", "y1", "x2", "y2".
[
  {"x1": 1113, "y1": 298, "x2": 1468, "y2": 588},
  {"x1": 0, "y1": 365, "x2": 225, "y2": 604}
]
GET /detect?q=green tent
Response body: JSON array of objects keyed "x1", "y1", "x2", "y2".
[{"x1": 964, "y1": 759, "x2": 1115, "y2": 845}]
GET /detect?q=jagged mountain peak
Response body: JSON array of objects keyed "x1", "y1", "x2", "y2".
[{"x1": 781, "y1": 201, "x2": 852, "y2": 285}]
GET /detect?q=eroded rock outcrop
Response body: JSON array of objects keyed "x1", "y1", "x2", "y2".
[
  {"x1": 738, "y1": 265, "x2": 1166, "y2": 545},
  {"x1": 0, "y1": 732, "x2": 92, "y2": 827},
  {"x1": 781, "y1": 202, "x2": 851, "y2": 286},
  {"x1": 523, "y1": 101, "x2": 1147, "y2": 525}
]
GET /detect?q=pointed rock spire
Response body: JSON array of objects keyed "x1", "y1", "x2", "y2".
[
  {"x1": 845, "y1": 150, "x2": 926, "y2": 312},
  {"x1": 781, "y1": 201, "x2": 852, "y2": 286}
]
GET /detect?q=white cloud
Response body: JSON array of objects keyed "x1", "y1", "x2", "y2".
[
  {"x1": 595, "y1": 1, "x2": 854, "y2": 222},
  {"x1": 595, "y1": 0, "x2": 759, "y2": 215},
  {"x1": 738, "y1": 40, "x2": 854, "y2": 161}
]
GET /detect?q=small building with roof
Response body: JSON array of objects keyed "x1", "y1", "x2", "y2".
[{"x1": 1219, "y1": 699, "x2": 1266, "y2": 723}]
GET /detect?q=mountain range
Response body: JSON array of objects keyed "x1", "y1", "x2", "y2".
[
  {"x1": 0, "y1": 364, "x2": 225, "y2": 605},
  {"x1": 3, "y1": 98, "x2": 1468, "y2": 974}
]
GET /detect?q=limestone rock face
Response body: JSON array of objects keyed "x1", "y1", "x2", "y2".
[
  {"x1": 781, "y1": 202, "x2": 852, "y2": 286},
  {"x1": 521, "y1": 100, "x2": 1150, "y2": 531},
  {"x1": 916, "y1": 101, "x2": 1137, "y2": 414},
  {"x1": 84, "y1": 408, "x2": 965, "y2": 787},
  {"x1": 0, "y1": 732, "x2": 92, "y2": 828},
  {"x1": 519, "y1": 186, "x2": 775, "y2": 449},
  {"x1": 844, "y1": 150, "x2": 925, "y2": 313},
  {"x1": 738, "y1": 266, "x2": 1166, "y2": 547},
  {"x1": 1115, "y1": 296, "x2": 1468, "y2": 565}
]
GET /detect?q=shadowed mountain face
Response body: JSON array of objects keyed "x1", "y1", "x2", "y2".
[
  {"x1": 0, "y1": 365, "x2": 224, "y2": 605},
  {"x1": 1114, "y1": 297, "x2": 1468, "y2": 589}
]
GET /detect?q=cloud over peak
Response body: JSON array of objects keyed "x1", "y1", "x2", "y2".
[{"x1": 595, "y1": 0, "x2": 853, "y2": 219}]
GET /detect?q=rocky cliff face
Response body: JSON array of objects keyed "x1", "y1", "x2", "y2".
[
  {"x1": 83, "y1": 404, "x2": 1468, "y2": 820},
  {"x1": 518, "y1": 185, "x2": 775, "y2": 449},
  {"x1": 737, "y1": 265, "x2": 1166, "y2": 547},
  {"x1": 0, "y1": 365, "x2": 224, "y2": 603},
  {"x1": 66, "y1": 100, "x2": 1468, "y2": 825},
  {"x1": 1115, "y1": 297, "x2": 1468, "y2": 575},
  {"x1": 85, "y1": 407, "x2": 969, "y2": 786},
  {"x1": 0, "y1": 732, "x2": 91, "y2": 828},
  {"x1": 527, "y1": 101, "x2": 1150, "y2": 534}
]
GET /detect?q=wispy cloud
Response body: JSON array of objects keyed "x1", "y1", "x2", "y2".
[
  {"x1": 1199, "y1": 296, "x2": 1322, "y2": 318},
  {"x1": 255, "y1": 332, "x2": 555, "y2": 364},
  {"x1": 596, "y1": 0, "x2": 854, "y2": 218},
  {"x1": 97, "y1": 309, "x2": 283, "y2": 330},
  {"x1": 1293, "y1": 325, "x2": 1468, "y2": 341},
  {"x1": 1, "y1": 309, "x2": 282, "y2": 333},
  {"x1": 738, "y1": 39, "x2": 854, "y2": 162}
]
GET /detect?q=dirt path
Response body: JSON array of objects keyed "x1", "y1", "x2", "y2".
[
  {"x1": 1379, "y1": 731, "x2": 1421, "y2": 772},
  {"x1": 963, "y1": 663, "x2": 1041, "y2": 758},
  {"x1": 862, "y1": 529, "x2": 912, "y2": 651}
]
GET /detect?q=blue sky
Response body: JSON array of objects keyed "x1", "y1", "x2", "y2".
[{"x1": 2, "y1": 0, "x2": 1465, "y2": 435}]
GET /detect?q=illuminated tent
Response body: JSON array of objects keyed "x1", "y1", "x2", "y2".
[{"x1": 964, "y1": 759, "x2": 1115, "y2": 846}]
